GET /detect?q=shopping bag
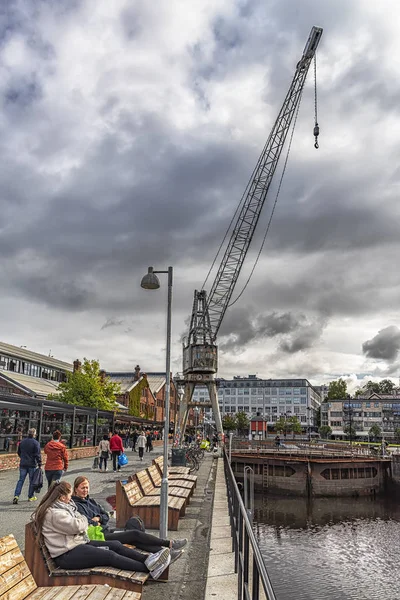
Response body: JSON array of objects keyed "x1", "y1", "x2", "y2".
[
  {"x1": 32, "y1": 467, "x2": 44, "y2": 493},
  {"x1": 87, "y1": 525, "x2": 105, "y2": 541},
  {"x1": 118, "y1": 452, "x2": 128, "y2": 467},
  {"x1": 92, "y1": 456, "x2": 99, "y2": 470}
]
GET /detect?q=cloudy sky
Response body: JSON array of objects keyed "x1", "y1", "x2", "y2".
[{"x1": 1, "y1": 0, "x2": 400, "y2": 392}]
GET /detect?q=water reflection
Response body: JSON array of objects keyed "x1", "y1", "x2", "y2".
[{"x1": 254, "y1": 490, "x2": 400, "y2": 600}]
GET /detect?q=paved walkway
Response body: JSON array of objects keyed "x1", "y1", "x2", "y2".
[{"x1": 0, "y1": 448, "x2": 237, "y2": 600}]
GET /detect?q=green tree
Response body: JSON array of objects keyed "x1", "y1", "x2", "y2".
[
  {"x1": 378, "y1": 379, "x2": 395, "y2": 394},
  {"x1": 365, "y1": 380, "x2": 380, "y2": 394},
  {"x1": 319, "y1": 425, "x2": 332, "y2": 439},
  {"x1": 235, "y1": 411, "x2": 249, "y2": 436},
  {"x1": 50, "y1": 358, "x2": 120, "y2": 410},
  {"x1": 287, "y1": 416, "x2": 302, "y2": 436},
  {"x1": 275, "y1": 416, "x2": 288, "y2": 435},
  {"x1": 368, "y1": 424, "x2": 382, "y2": 441},
  {"x1": 222, "y1": 414, "x2": 237, "y2": 433},
  {"x1": 327, "y1": 378, "x2": 347, "y2": 399}
]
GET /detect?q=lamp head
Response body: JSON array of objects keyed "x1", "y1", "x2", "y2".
[{"x1": 141, "y1": 267, "x2": 160, "y2": 290}]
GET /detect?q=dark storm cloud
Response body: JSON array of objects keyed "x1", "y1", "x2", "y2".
[
  {"x1": 219, "y1": 308, "x2": 322, "y2": 354},
  {"x1": 15, "y1": 275, "x2": 92, "y2": 311},
  {"x1": 279, "y1": 320, "x2": 324, "y2": 354},
  {"x1": 362, "y1": 326, "x2": 400, "y2": 362}
]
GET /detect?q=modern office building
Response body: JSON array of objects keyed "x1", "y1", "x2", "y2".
[
  {"x1": 320, "y1": 393, "x2": 400, "y2": 439},
  {"x1": 192, "y1": 374, "x2": 322, "y2": 433}
]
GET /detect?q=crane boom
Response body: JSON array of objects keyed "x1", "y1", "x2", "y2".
[
  {"x1": 178, "y1": 27, "x2": 323, "y2": 441},
  {"x1": 205, "y1": 26, "x2": 323, "y2": 340}
]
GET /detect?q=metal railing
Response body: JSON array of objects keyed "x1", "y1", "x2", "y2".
[{"x1": 223, "y1": 447, "x2": 277, "y2": 600}]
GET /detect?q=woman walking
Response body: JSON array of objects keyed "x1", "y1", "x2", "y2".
[
  {"x1": 44, "y1": 430, "x2": 68, "y2": 488},
  {"x1": 97, "y1": 434, "x2": 110, "y2": 472},
  {"x1": 31, "y1": 480, "x2": 170, "y2": 579},
  {"x1": 137, "y1": 431, "x2": 146, "y2": 461}
]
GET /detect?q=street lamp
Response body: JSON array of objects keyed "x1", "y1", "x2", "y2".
[{"x1": 141, "y1": 266, "x2": 173, "y2": 539}]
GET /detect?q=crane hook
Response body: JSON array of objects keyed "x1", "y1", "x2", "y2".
[{"x1": 313, "y1": 122, "x2": 319, "y2": 149}]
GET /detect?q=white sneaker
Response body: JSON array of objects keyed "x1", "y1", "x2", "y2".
[
  {"x1": 150, "y1": 553, "x2": 171, "y2": 580},
  {"x1": 144, "y1": 547, "x2": 170, "y2": 572}
]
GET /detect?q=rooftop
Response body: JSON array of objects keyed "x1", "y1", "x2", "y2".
[
  {"x1": 0, "y1": 371, "x2": 61, "y2": 398},
  {"x1": 0, "y1": 341, "x2": 73, "y2": 372}
]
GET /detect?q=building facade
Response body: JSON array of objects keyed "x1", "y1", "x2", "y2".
[
  {"x1": 320, "y1": 393, "x2": 400, "y2": 439},
  {"x1": 192, "y1": 375, "x2": 321, "y2": 433},
  {"x1": 0, "y1": 341, "x2": 72, "y2": 383}
]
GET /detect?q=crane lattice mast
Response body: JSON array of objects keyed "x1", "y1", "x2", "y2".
[{"x1": 178, "y1": 27, "x2": 323, "y2": 441}]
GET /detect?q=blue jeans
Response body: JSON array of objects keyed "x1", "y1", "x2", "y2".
[
  {"x1": 14, "y1": 467, "x2": 36, "y2": 499},
  {"x1": 45, "y1": 469, "x2": 63, "y2": 488}
]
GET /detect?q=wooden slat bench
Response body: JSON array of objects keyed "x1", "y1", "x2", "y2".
[
  {"x1": 147, "y1": 465, "x2": 195, "y2": 496},
  {"x1": 24, "y1": 522, "x2": 150, "y2": 592},
  {"x1": 0, "y1": 534, "x2": 141, "y2": 600},
  {"x1": 154, "y1": 454, "x2": 191, "y2": 475},
  {"x1": 154, "y1": 456, "x2": 198, "y2": 486},
  {"x1": 132, "y1": 470, "x2": 192, "y2": 505},
  {"x1": 116, "y1": 480, "x2": 185, "y2": 531}
]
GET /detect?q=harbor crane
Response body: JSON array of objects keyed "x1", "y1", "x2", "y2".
[{"x1": 178, "y1": 26, "x2": 323, "y2": 441}]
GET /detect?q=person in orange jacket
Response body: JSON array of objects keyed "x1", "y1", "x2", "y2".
[
  {"x1": 109, "y1": 431, "x2": 124, "y2": 472},
  {"x1": 44, "y1": 430, "x2": 69, "y2": 488}
]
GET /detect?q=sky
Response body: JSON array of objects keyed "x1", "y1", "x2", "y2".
[{"x1": 1, "y1": 0, "x2": 400, "y2": 393}]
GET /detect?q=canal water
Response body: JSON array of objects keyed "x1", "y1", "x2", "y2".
[{"x1": 254, "y1": 490, "x2": 400, "y2": 600}]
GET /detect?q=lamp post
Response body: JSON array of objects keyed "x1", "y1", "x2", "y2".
[{"x1": 141, "y1": 266, "x2": 173, "y2": 539}]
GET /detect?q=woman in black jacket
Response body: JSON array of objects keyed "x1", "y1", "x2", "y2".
[{"x1": 72, "y1": 476, "x2": 187, "y2": 560}]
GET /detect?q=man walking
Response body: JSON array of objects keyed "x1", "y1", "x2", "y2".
[
  {"x1": 109, "y1": 431, "x2": 124, "y2": 472},
  {"x1": 13, "y1": 428, "x2": 42, "y2": 504},
  {"x1": 132, "y1": 430, "x2": 138, "y2": 452}
]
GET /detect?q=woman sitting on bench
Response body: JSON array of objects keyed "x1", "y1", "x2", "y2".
[
  {"x1": 31, "y1": 480, "x2": 170, "y2": 580},
  {"x1": 72, "y1": 476, "x2": 187, "y2": 562}
]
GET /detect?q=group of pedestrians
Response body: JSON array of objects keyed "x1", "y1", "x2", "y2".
[
  {"x1": 13, "y1": 428, "x2": 68, "y2": 504},
  {"x1": 11, "y1": 428, "x2": 187, "y2": 581}
]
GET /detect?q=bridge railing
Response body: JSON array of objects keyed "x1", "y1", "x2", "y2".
[{"x1": 223, "y1": 447, "x2": 277, "y2": 600}]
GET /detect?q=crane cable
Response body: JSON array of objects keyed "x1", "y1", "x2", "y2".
[
  {"x1": 227, "y1": 87, "x2": 304, "y2": 309},
  {"x1": 313, "y1": 53, "x2": 319, "y2": 149}
]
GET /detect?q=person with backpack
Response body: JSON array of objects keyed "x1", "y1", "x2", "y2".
[{"x1": 72, "y1": 476, "x2": 186, "y2": 562}]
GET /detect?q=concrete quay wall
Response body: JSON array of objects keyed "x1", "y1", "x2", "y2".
[{"x1": 231, "y1": 453, "x2": 391, "y2": 497}]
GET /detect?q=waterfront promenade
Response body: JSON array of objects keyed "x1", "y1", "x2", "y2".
[{"x1": 0, "y1": 447, "x2": 237, "y2": 600}]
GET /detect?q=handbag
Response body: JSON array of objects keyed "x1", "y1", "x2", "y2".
[
  {"x1": 32, "y1": 467, "x2": 43, "y2": 493},
  {"x1": 118, "y1": 452, "x2": 128, "y2": 467},
  {"x1": 125, "y1": 515, "x2": 145, "y2": 532},
  {"x1": 92, "y1": 456, "x2": 99, "y2": 470},
  {"x1": 87, "y1": 525, "x2": 105, "y2": 541}
]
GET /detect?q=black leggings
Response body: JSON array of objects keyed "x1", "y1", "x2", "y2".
[
  {"x1": 55, "y1": 540, "x2": 148, "y2": 572},
  {"x1": 105, "y1": 528, "x2": 170, "y2": 553}
]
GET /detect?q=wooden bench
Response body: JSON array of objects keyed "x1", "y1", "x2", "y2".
[
  {"x1": 0, "y1": 533, "x2": 141, "y2": 600},
  {"x1": 24, "y1": 522, "x2": 150, "y2": 592},
  {"x1": 147, "y1": 465, "x2": 195, "y2": 496},
  {"x1": 132, "y1": 470, "x2": 192, "y2": 506},
  {"x1": 154, "y1": 456, "x2": 198, "y2": 486},
  {"x1": 154, "y1": 454, "x2": 191, "y2": 475},
  {"x1": 116, "y1": 480, "x2": 185, "y2": 531}
]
